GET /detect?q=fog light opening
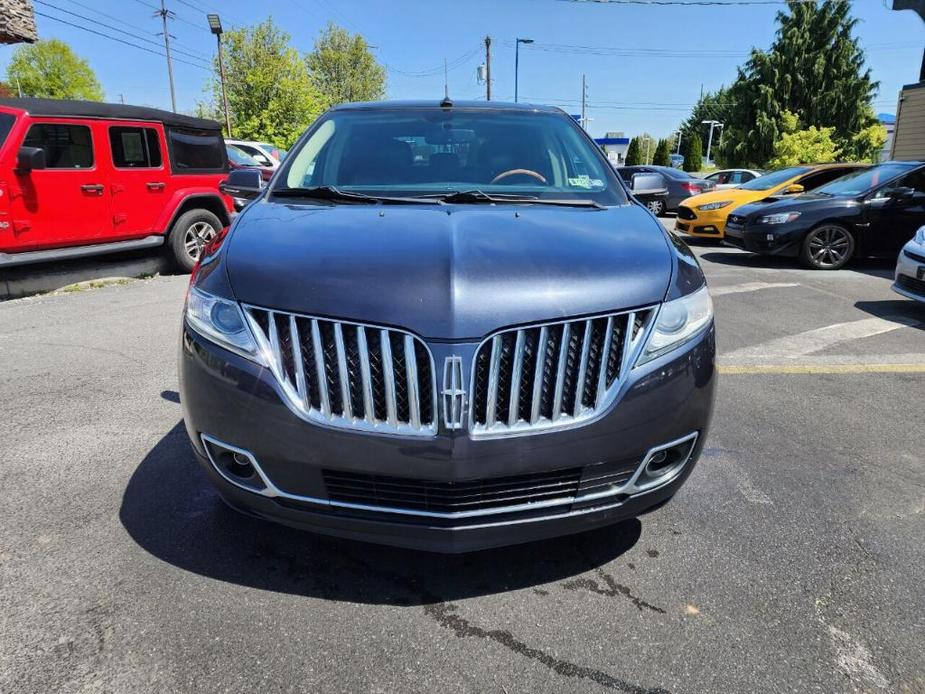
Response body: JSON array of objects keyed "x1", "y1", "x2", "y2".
[
  {"x1": 637, "y1": 433, "x2": 698, "y2": 490},
  {"x1": 201, "y1": 435, "x2": 269, "y2": 493}
]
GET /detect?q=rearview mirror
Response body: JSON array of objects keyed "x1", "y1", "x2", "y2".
[
  {"x1": 16, "y1": 146, "x2": 46, "y2": 173},
  {"x1": 220, "y1": 169, "x2": 264, "y2": 201},
  {"x1": 783, "y1": 183, "x2": 804, "y2": 194}
]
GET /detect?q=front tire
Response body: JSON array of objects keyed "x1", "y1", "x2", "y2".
[
  {"x1": 168, "y1": 209, "x2": 222, "y2": 273},
  {"x1": 800, "y1": 224, "x2": 854, "y2": 270}
]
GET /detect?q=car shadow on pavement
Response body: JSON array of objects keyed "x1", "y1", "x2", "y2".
[
  {"x1": 120, "y1": 422, "x2": 642, "y2": 605},
  {"x1": 855, "y1": 299, "x2": 925, "y2": 329},
  {"x1": 699, "y1": 250, "x2": 895, "y2": 278}
]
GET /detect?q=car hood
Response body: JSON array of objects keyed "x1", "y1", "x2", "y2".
[
  {"x1": 681, "y1": 185, "x2": 784, "y2": 209},
  {"x1": 733, "y1": 193, "x2": 857, "y2": 220},
  {"x1": 223, "y1": 200, "x2": 672, "y2": 340}
]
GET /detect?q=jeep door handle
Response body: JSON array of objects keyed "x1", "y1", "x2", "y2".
[
  {"x1": 80, "y1": 184, "x2": 104, "y2": 194},
  {"x1": 146, "y1": 182, "x2": 166, "y2": 190}
]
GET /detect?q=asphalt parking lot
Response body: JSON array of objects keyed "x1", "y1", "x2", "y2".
[{"x1": 1, "y1": 234, "x2": 923, "y2": 694}]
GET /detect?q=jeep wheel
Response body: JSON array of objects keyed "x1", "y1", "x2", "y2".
[
  {"x1": 168, "y1": 209, "x2": 222, "y2": 273},
  {"x1": 800, "y1": 224, "x2": 854, "y2": 270}
]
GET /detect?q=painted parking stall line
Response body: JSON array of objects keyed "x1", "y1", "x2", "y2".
[{"x1": 710, "y1": 281, "x2": 800, "y2": 297}]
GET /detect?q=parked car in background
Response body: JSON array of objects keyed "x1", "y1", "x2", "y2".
[
  {"x1": 181, "y1": 99, "x2": 716, "y2": 553},
  {"x1": 893, "y1": 225, "x2": 925, "y2": 302},
  {"x1": 226, "y1": 144, "x2": 274, "y2": 182},
  {"x1": 669, "y1": 153, "x2": 684, "y2": 169},
  {"x1": 616, "y1": 164, "x2": 715, "y2": 215},
  {"x1": 676, "y1": 163, "x2": 867, "y2": 239},
  {"x1": 0, "y1": 97, "x2": 233, "y2": 272},
  {"x1": 724, "y1": 161, "x2": 925, "y2": 270},
  {"x1": 629, "y1": 171, "x2": 670, "y2": 215},
  {"x1": 226, "y1": 139, "x2": 287, "y2": 168},
  {"x1": 702, "y1": 168, "x2": 763, "y2": 189}
]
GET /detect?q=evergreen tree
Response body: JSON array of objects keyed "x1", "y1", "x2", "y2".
[
  {"x1": 624, "y1": 137, "x2": 641, "y2": 166},
  {"x1": 653, "y1": 138, "x2": 671, "y2": 167},
  {"x1": 715, "y1": 0, "x2": 878, "y2": 167},
  {"x1": 683, "y1": 132, "x2": 702, "y2": 173}
]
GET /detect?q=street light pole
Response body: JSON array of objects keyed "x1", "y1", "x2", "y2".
[
  {"x1": 208, "y1": 14, "x2": 231, "y2": 136},
  {"x1": 514, "y1": 38, "x2": 533, "y2": 103},
  {"x1": 701, "y1": 120, "x2": 723, "y2": 162}
]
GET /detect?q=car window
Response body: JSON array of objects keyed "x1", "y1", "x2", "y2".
[
  {"x1": 0, "y1": 113, "x2": 15, "y2": 149},
  {"x1": 817, "y1": 163, "x2": 914, "y2": 197},
  {"x1": 871, "y1": 167, "x2": 925, "y2": 199},
  {"x1": 109, "y1": 126, "x2": 162, "y2": 168},
  {"x1": 167, "y1": 128, "x2": 226, "y2": 173},
  {"x1": 23, "y1": 123, "x2": 93, "y2": 169},
  {"x1": 737, "y1": 166, "x2": 812, "y2": 191},
  {"x1": 711, "y1": 172, "x2": 730, "y2": 184},
  {"x1": 227, "y1": 145, "x2": 261, "y2": 167},
  {"x1": 281, "y1": 108, "x2": 627, "y2": 205},
  {"x1": 234, "y1": 143, "x2": 272, "y2": 166},
  {"x1": 797, "y1": 167, "x2": 860, "y2": 191},
  {"x1": 737, "y1": 171, "x2": 756, "y2": 183}
]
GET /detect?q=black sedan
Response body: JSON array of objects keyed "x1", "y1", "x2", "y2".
[
  {"x1": 724, "y1": 161, "x2": 925, "y2": 270},
  {"x1": 616, "y1": 165, "x2": 715, "y2": 215}
]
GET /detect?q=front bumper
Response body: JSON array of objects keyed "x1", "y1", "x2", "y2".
[
  {"x1": 722, "y1": 221, "x2": 803, "y2": 257},
  {"x1": 892, "y1": 246, "x2": 925, "y2": 303},
  {"x1": 676, "y1": 205, "x2": 728, "y2": 238},
  {"x1": 179, "y1": 323, "x2": 716, "y2": 552}
]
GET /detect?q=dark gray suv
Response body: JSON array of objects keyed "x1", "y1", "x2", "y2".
[{"x1": 180, "y1": 100, "x2": 716, "y2": 553}]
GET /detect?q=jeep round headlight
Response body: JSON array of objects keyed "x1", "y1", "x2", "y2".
[
  {"x1": 185, "y1": 287, "x2": 263, "y2": 363},
  {"x1": 637, "y1": 285, "x2": 713, "y2": 365},
  {"x1": 697, "y1": 200, "x2": 732, "y2": 211}
]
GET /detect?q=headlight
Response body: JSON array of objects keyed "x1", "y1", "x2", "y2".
[
  {"x1": 637, "y1": 285, "x2": 713, "y2": 365},
  {"x1": 914, "y1": 225, "x2": 925, "y2": 244},
  {"x1": 758, "y1": 211, "x2": 801, "y2": 225},
  {"x1": 185, "y1": 287, "x2": 263, "y2": 362},
  {"x1": 697, "y1": 200, "x2": 732, "y2": 211}
]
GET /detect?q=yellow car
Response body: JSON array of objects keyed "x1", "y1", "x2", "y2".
[{"x1": 676, "y1": 163, "x2": 866, "y2": 239}]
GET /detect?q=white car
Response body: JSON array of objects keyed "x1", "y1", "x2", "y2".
[
  {"x1": 225, "y1": 140, "x2": 287, "y2": 169},
  {"x1": 892, "y1": 225, "x2": 925, "y2": 304},
  {"x1": 702, "y1": 168, "x2": 763, "y2": 190}
]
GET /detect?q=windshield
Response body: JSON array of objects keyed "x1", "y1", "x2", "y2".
[
  {"x1": 814, "y1": 163, "x2": 914, "y2": 196},
  {"x1": 0, "y1": 113, "x2": 15, "y2": 150},
  {"x1": 277, "y1": 107, "x2": 627, "y2": 205},
  {"x1": 738, "y1": 166, "x2": 812, "y2": 191},
  {"x1": 227, "y1": 145, "x2": 261, "y2": 167}
]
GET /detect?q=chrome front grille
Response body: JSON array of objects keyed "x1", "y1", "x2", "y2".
[
  {"x1": 469, "y1": 308, "x2": 655, "y2": 437},
  {"x1": 244, "y1": 306, "x2": 437, "y2": 436}
]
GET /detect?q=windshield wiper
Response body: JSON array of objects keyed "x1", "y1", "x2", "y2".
[
  {"x1": 272, "y1": 186, "x2": 439, "y2": 204},
  {"x1": 422, "y1": 189, "x2": 605, "y2": 208}
]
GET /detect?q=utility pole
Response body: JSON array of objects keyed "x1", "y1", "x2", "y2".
[
  {"x1": 580, "y1": 74, "x2": 587, "y2": 131},
  {"x1": 484, "y1": 36, "x2": 492, "y2": 101},
  {"x1": 208, "y1": 14, "x2": 231, "y2": 135},
  {"x1": 156, "y1": 0, "x2": 177, "y2": 112}
]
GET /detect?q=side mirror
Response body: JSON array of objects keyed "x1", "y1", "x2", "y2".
[
  {"x1": 220, "y1": 168, "x2": 265, "y2": 201},
  {"x1": 890, "y1": 186, "x2": 915, "y2": 202},
  {"x1": 16, "y1": 146, "x2": 46, "y2": 173},
  {"x1": 783, "y1": 183, "x2": 804, "y2": 194},
  {"x1": 631, "y1": 172, "x2": 667, "y2": 194}
]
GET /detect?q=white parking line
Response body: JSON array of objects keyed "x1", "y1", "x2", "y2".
[
  {"x1": 710, "y1": 281, "x2": 800, "y2": 297},
  {"x1": 723, "y1": 317, "x2": 921, "y2": 360}
]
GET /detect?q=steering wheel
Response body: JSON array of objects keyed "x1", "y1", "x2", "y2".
[{"x1": 490, "y1": 168, "x2": 547, "y2": 185}]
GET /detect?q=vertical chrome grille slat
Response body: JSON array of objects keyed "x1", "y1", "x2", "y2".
[
  {"x1": 267, "y1": 311, "x2": 283, "y2": 380},
  {"x1": 573, "y1": 320, "x2": 594, "y2": 416},
  {"x1": 333, "y1": 323, "x2": 352, "y2": 419},
  {"x1": 595, "y1": 316, "x2": 614, "y2": 408},
  {"x1": 404, "y1": 335, "x2": 420, "y2": 429},
  {"x1": 551, "y1": 322, "x2": 571, "y2": 420},
  {"x1": 530, "y1": 326, "x2": 548, "y2": 424},
  {"x1": 485, "y1": 335, "x2": 502, "y2": 427},
  {"x1": 470, "y1": 306, "x2": 656, "y2": 438},
  {"x1": 380, "y1": 330, "x2": 398, "y2": 426},
  {"x1": 507, "y1": 330, "x2": 525, "y2": 426},
  {"x1": 290, "y1": 315, "x2": 307, "y2": 407},
  {"x1": 310, "y1": 319, "x2": 331, "y2": 418},
  {"x1": 357, "y1": 327, "x2": 375, "y2": 424}
]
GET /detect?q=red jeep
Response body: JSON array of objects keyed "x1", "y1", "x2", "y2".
[{"x1": 0, "y1": 98, "x2": 234, "y2": 272}]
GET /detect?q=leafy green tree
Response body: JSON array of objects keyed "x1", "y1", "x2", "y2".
[
  {"x1": 715, "y1": 0, "x2": 878, "y2": 167},
  {"x1": 306, "y1": 23, "x2": 386, "y2": 108},
  {"x1": 684, "y1": 131, "x2": 703, "y2": 173},
  {"x1": 211, "y1": 18, "x2": 324, "y2": 148},
  {"x1": 767, "y1": 110, "x2": 840, "y2": 167},
  {"x1": 635, "y1": 133, "x2": 658, "y2": 164},
  {"x1": 653, "y1": 138, "x2": 671, "y2": 167},
  {"x1": 6, "y1": 39, "x2": 103, "y2": 101},
  {"x1": 624, "y1": 137, "x2": 641, "y2": 166},
  {"x1": 843, "y1": 110, "x2": 888, "y2": 162}
]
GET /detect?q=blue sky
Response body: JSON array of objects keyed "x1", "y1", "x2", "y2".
[{"x1": 1, "y1": 0, "x2": 922, "y2": 139}]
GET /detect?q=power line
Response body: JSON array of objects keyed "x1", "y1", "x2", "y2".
[
  {"x1": 36, "y1": 0, "x2": 211, "y2": 65},
  {"x1": 385, "y1": 47, "x2": 481, "y2": 78},
  {"x1": 33, "y1": 10, "x2": 212, "y2": 72}
]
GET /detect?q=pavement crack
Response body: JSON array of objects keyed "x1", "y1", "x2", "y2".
[
  {"x1": 423, "y1": 601, "x2": 670, "y2": 694},
  {"x1": 562, "y1": 568, "x2": 666, "y2": 614}
]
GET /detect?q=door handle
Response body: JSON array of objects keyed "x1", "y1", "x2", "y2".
[
  {"x1": 80, "y1": 184, "x2": 104, "y2": 194},
  {"x1": 146, "y1": 182, "x2": 166, "y2": 191}
]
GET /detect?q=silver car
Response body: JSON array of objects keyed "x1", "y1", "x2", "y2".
[{"x1": 892, "y1": 225, "x2": 925, "y2": 303}]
